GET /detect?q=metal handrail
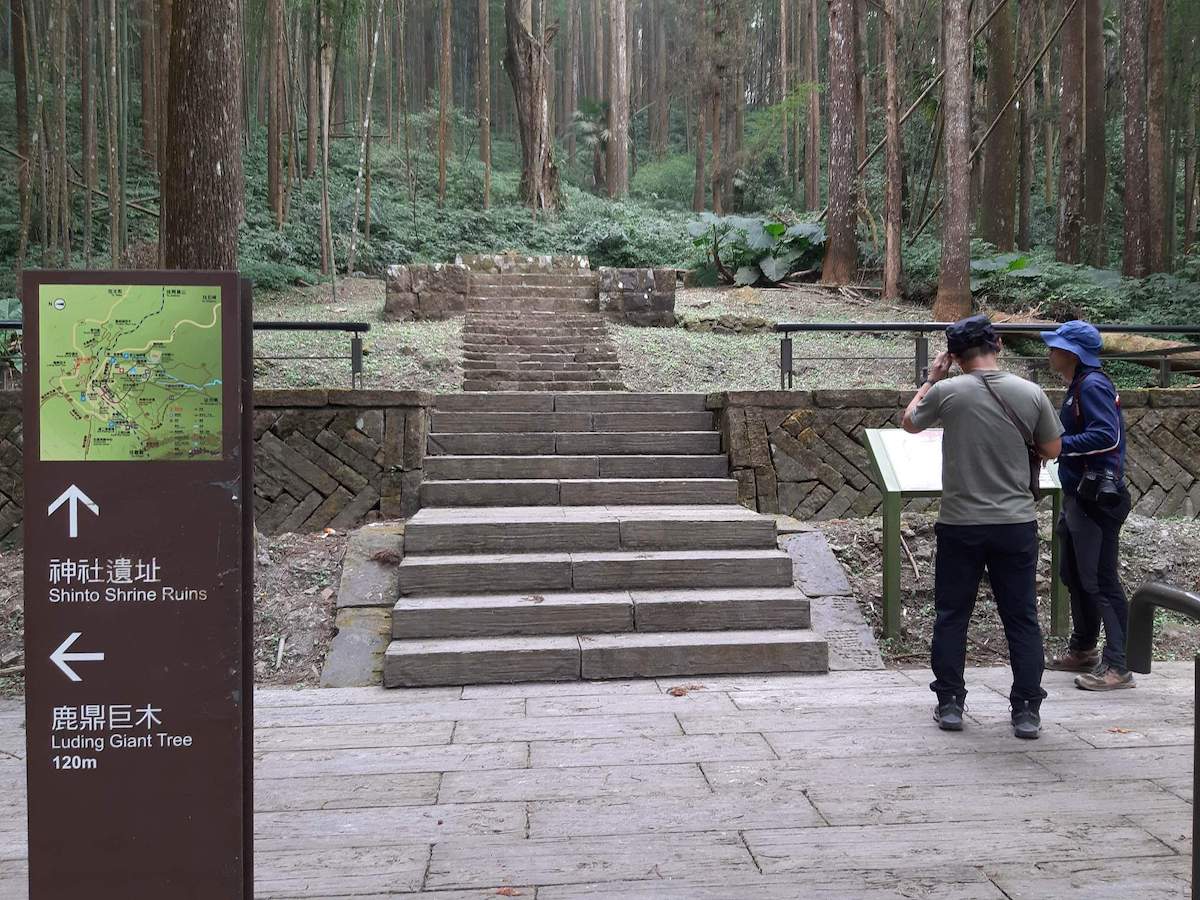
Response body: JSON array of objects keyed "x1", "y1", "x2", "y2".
[
  {"x1": 0, "y1": 319, "x2": 370, "y2": 388},
  {"x1": 773, "y1": 321, "x2": 1200, "y2": 389},
  {"x1": 1126, "y1": 581, "x2": 1200, "y2": 898}
]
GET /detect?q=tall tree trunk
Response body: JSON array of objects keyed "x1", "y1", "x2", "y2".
[
  {"x1": 53, "y1": 0, "x2": 70, "y2": 262},
  {"x1": 566, "y1": 0, "x2": 579, "y2": 166},
  {"x1": 853, "y1": 0, "x2": 867, "y2": 165},
  {"x1": 1040, "y1": 2, "x2": 1054, "y2": 208},
  {"x1": 1080, "y1": 0, "x2": 1105, "y2": 265},
  {"x1": 162, "y1": 0, "x2": 244, "y2": 269},
  {"x1": 479, "y1": 0, "x2": 492, "y2": 207},
  {"x1": 437, "y1": 0, "x2": 451, "y2": 206},
  {"x1": 140, "y1": 0, "x2": 157, "y2": 168},
  {"x1": 653, "y1": 0, "x2": 669, "y2": 159},
  {"x1": 804, "y1": 0, "x2": 820, "y2": 210},
  {"x1": 780, "y1": 0, "x2": 789, "y2": 180},
  {"x1": 1146, "y1": 0, "x2": 1167, "y2": 271},
  {"x1": 882, "y1": 0, "x2": 902, "y2": 300},
  {"x1": 1055, "y1": 0, "x2": 1083, "y2": 262},
  {"x1": 305, "y1": 4, "x2": 318, "y2": 178},
  {"x1": 319, "y1": 3, "x2": 335, "y2": 276},
  {"x1": 592, "y1": 0, "x2": 604, "y2": 98},
  {"x1": 1015, "y1": 0, "x2": 1035, "y2": 250},
  {"x1": 981, "y1": 0, "x2": 1016, "y2": 251},
  {"x1": 105, "y1": 0, "x2": 121, "y2": 266},
  {"x1": 267, "y1": 0, "x2": 284, "y2": 223},
  {"x1": 932, "y1": 0, "x2": 971, "y2": 321},
  {"x1": 1185, "y1": 100, "x2": 1197, "y2": 252},
  {"x1": 157, "y1": 0, "x2": 172, "y2": 262},
  {"x1": 347, "y1": 0, "x2": 385, "y2": 275},
  {"x1": 81, "y1": 0, "x2": 96, "y2": 266},
  {"x1": 607, "y1": 0, "x2": 629, "y2": 198},
  {"x1": 821, "y1": 0, "x2": 857, "y2": 285},
  {"x1": 12, "y1": 0, "x2": 31, "y2": 272},
  {"x1": 693, "y1": 86, "x2": 708, "y2": 210},
  {"x1": 1122, "y1": 0, "x2": 1150, "y2": 277},
  {"x1": 504, "y1": 0, "x2": 561, "y2": 210}
]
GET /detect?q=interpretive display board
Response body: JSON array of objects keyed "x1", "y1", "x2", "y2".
[
  {"x1": 863, "y1": 428, "x2": 1064, "y2": 638},
  {"x1": 21, "y1": 271, "x2": 253, "y2": 897}
]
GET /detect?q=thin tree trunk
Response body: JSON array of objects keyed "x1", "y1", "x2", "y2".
[
  {"x1": 437, "y1": 0, "x2": 451, "y2": 205},
  {"x1": 319, "y1": 2, "x2": 335, "y2": 277},
  {"x1": 607, "y1": 0, "x2": 629, "y2": 198},
  {"x1": 1185, "y1": 100, "x2": 1197, "y2": 252},
  {"x1": 854, "y1": 0, "x2": 867, "y2": 165},
  {"x1": 305, "y1": 4, "x2": 318, "y2": 178},
  {"x1": 932, "y1": 0, "x2": 971, "y2": 321},
  {"x1": 1055, "y1": 0, "x2": 1083, "y2": 262},
  {"x1": 267, "y1": 0, "x2": 284, "y2": 223},
  {"x1": 53, "y1": 0, "x2": 70, "y2": 262},
  {"x1": 140, "y1": 0, "x2": 157, "y2": 167},
  {"x1": 347, "y1": 0, "x2": 385, "y2": 275},
  {"x1": 105, "y1": 0, "x2": 121, "y2": 266},
  {"x1": 780, "y1": 0, "x2": 789, "y2": 181},
  {"x1": 882, "y1": 0, "x2": 902, "y2": 300},
  {"x1": 504, "y1": 0, "x2": 561, "y2": 210},
  {"x1": 82, "y1": 0, "x2": 96, "y2": 266},
  {"x1": 161, "y1": 0, "x2": 244, "y2": 269},
  {"x1": 567, "y1": 0, "x2": 579, "y2": 166},
  {"x1": 821, "y1": 0, "x2": 857, "y2": 285},
  {"x1": 1081, "y1": 0, "x2": 1105, "y2": 265},
  {"x1": 12, "y1": 0, "x2": 31, "y2": 272},
  {"x1": 693, "y1": 81, "x2": 708, "y2": 210},
  {"x1": 1146, "y1": 0, "x2": 1167, "y2": 271},
  {"x1": 804, "y1": 0, "x2": 820, "y2": 210},
  {"x1": 981, "y1": 0, "x2": 1016, "y2": 251},
  {"x1": 1015, "y1": 0, "x2": 1034, "y2": 250},
  {"x1": 1122, "y1": 0, "x2": 1150, "y2": 277},
  {"x1": 479, "y1": 0, "x2": 492, "y2": 208},
  {"x1": 1040, "y1": 2, "x2": 1054, "y2": 208}
]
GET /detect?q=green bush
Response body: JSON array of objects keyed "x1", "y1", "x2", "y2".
[
  {"x1": 631, "y1": 154, "x2": 696, "y2": 208},
  {"x1": 689, "y1": 213, "x2": 827, "y2": 285}
]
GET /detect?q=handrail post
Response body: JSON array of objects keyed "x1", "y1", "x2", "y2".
[
  {"x1": 351, "y1": 333, "x2": 364, "y2": 389},
  {"x1": 1160, "y1": 356, "x2": 1172, "y2": 388},
  {"x1": 780, "y1": 336, "x2": 793, "y2": 389},
  {"x1": 914, "y1": 335, "x2": 929, "y2": 387}
]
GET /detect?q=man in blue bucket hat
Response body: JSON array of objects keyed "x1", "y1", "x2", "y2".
[{"x1": 1041, "y1": 320, "x2": 1134, "y2": 691}]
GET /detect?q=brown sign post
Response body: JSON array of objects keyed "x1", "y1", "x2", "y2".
[{"x1": 22, "y1": 271, "x2": 253, "y2": 897}]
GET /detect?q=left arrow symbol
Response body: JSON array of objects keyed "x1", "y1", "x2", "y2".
[
  {"x1": 47, "y1": 485, "x2": 99, "y2": 539},
  {"x1": 50, "y1": 632, "x2": 105, "y2": 682}
]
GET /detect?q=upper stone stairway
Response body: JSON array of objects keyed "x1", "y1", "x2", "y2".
[
  {"x1": 461, "y1": 267, "x2": 623, "y2": 392},
  {"x1": 384, "y1": 392, "x2": 829, "y2": 687}
]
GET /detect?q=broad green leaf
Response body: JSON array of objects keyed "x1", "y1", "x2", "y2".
[{"x1": 734, "y1": 265, "x2": 761, "y2": 286}]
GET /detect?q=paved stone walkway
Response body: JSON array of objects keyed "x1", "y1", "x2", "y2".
[{"x1": 1, "y1": 664, "x2": 1194, "y2": 898}]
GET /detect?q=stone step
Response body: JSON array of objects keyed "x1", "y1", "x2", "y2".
[
  {"x1": 579, "y1": 629, "x2": 828, "y2": 679},
  {"x1": 426, "y1": 431, "x2": 722, "y2": 456},
  {"x1": 404, "y1": 504, "x2": 771, "y2": 553},
  {"x1": 461, "y1": 361, "x2": 621, "y2": 374},
  {"x1": 424, "y1": 454, "x2": 729, "y2": 481},
  {"x1": 462, "y1": 351, "x2": 620, "y2": 363},
  {"x1": 391, "y1": 588, "x2": 809, "y2": 639},
  {"x1": 430, "y1": 411, "x2": 715, "y2": 433},
  {"x1": 420, "y1": 477, "x2": 738, "y2": 507},
  {"x1": 470, "y1": 273, "x2": 600, "y2": 287},
  {"x1": 464, "y1": 285, "x2": 599, "y2": 300},
  {"x1": 398, "y1": 548, "x2": 792, "y2": 596},
  {"x1": 456, "y1": 369, "x2": 612, "y2": 383},
  {"x1": 433, "y1": 392, "x2": 705, "y2": 413},
  {"x1": 383, "y1": 628, "x2": 828, "y2": 687},
  {"x1": 466, "y1": 297, "x2": 600, "y2": 313},
  {"x1": 462, "y1": 335, "x2": 613, "y2": 349},
  {"x1": 463, "y1": 380, "x2": 626, "y2": 392}
]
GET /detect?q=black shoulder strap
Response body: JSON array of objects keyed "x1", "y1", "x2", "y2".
[{"x1": 974, "y1": 372, "x2": 1034, "y2": 447}]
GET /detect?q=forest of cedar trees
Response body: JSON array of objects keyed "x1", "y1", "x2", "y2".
[{"x1": 0, "y1": 0, "x2": 1197, "y2": 320}]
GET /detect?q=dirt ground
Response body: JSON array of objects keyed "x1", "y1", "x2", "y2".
[
  {"x1": 0, "y1": 530, "x2": 348, "y2": 699},
  {"x1": 817, "y1": 513, "x2": 1200, "y2": 668}
]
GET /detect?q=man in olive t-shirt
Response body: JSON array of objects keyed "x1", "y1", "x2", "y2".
[{"x1": 902, "y1": 315, "x2": 1063, "y2": 739}]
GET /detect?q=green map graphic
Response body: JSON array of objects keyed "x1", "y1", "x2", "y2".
[{"x1": 39, "y1": 284, "x2": 223, "y2": 461}]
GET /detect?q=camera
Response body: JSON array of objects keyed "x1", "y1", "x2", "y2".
[{"x1": 1078, "y1": 469, "x2": 1123, "y2": 508}]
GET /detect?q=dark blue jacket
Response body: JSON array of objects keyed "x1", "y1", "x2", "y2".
[{"x1": 1058, "y1": 366, "x2": 1126, "y2": 496}]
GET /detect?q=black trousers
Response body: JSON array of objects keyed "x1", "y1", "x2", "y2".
[
  {"x1": 930, "y1": 521, "x2": 1047, "y2": 706},
  {"x1": 1059, "y1": 490, "x2": 1132, "y2": 672}
]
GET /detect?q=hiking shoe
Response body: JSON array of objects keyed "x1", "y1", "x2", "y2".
[
  {"x1": 1075, "y1": 667, "x2": 1136, "y2": 692},
  {"x1": 1011, "y1": 702, "x2": 1041, "y2": 740},
  {"x1": 934, "y1": 698, "x2": 964, "y2": 731},
  {"x1": 1046, "y1": 648, "x2": 1100, "y2": 672}
]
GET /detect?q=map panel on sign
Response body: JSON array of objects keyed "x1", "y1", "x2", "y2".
[{"x1": 39, "y1": 284, "x2": 223, "y2": 461}]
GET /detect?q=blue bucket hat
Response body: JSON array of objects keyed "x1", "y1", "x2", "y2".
[{"x1": 1040, "y1": 320, "x2": 1102, "y2": 368}]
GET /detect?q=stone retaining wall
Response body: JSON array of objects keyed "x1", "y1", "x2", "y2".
[
  {"x1": 456, "y1": 253, "x2": 591, "y2": 273},
  {"x1": 710, "y1": 388, "x2": 1200, "y2": 521},
  {"x1": 597, "y1": 267, "x2": 676, "y2": 327},
  {"x1": 383, "y1": 263, "x2": 469, "y2": 320}
]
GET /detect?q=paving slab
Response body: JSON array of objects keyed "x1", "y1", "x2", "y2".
[{"x1": 437, "y1": 763, "x2": 712, "y2": 804}]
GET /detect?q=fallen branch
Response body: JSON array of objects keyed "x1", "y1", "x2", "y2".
[
  {"x1": 899, "y1": 533, "x2": 921, "y2": 581},
  {"x1": 0, "y1": 665, "x2": 24, "y2": 677}
]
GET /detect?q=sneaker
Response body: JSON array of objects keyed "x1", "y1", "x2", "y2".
[
  {"x1": 1046, "y1": 648, "x2": 1100, "y2": 672},
  {"x1": 1075, "y1": 667, "x2": 1136, "y2": 692},
  {"x1": 934, "y1": 698, "x2": 964, "y2": 731},
  {"x1": 1011, "y1": 702, "x2": 1041, "y2": 740}
]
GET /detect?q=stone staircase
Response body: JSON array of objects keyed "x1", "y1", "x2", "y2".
[
  {"x1": 383, "y1": 392, "x2": 829, "y2": 687},
  {"x1": 462, "y1": 268, "x2": 624, "y2": 392}
]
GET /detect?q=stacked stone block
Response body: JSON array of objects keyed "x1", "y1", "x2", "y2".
[
  {"x1": 252, "y1": 390, "x2": 430, "y2": 534},
  {"x1": 598, "y1": 267, "x2": 677, "y2": 327},
  {"x1": 456, "y1": 253, "x2": 591, "y2": 274},
  {"x1": 383, "y1": 264, "x2": 470, "y2": 321}
]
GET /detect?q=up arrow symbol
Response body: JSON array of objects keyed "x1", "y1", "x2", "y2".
[
  {"x1": 50, "y1": 632, "x2": 105, "y2": 682},
  {"x1": 47, "y1": 485, "x2": 99, "y2": 539}
]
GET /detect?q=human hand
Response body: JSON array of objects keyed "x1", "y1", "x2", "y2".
[{"x1": 927, "y1": 351, "x2": 953, "y2": 383}]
